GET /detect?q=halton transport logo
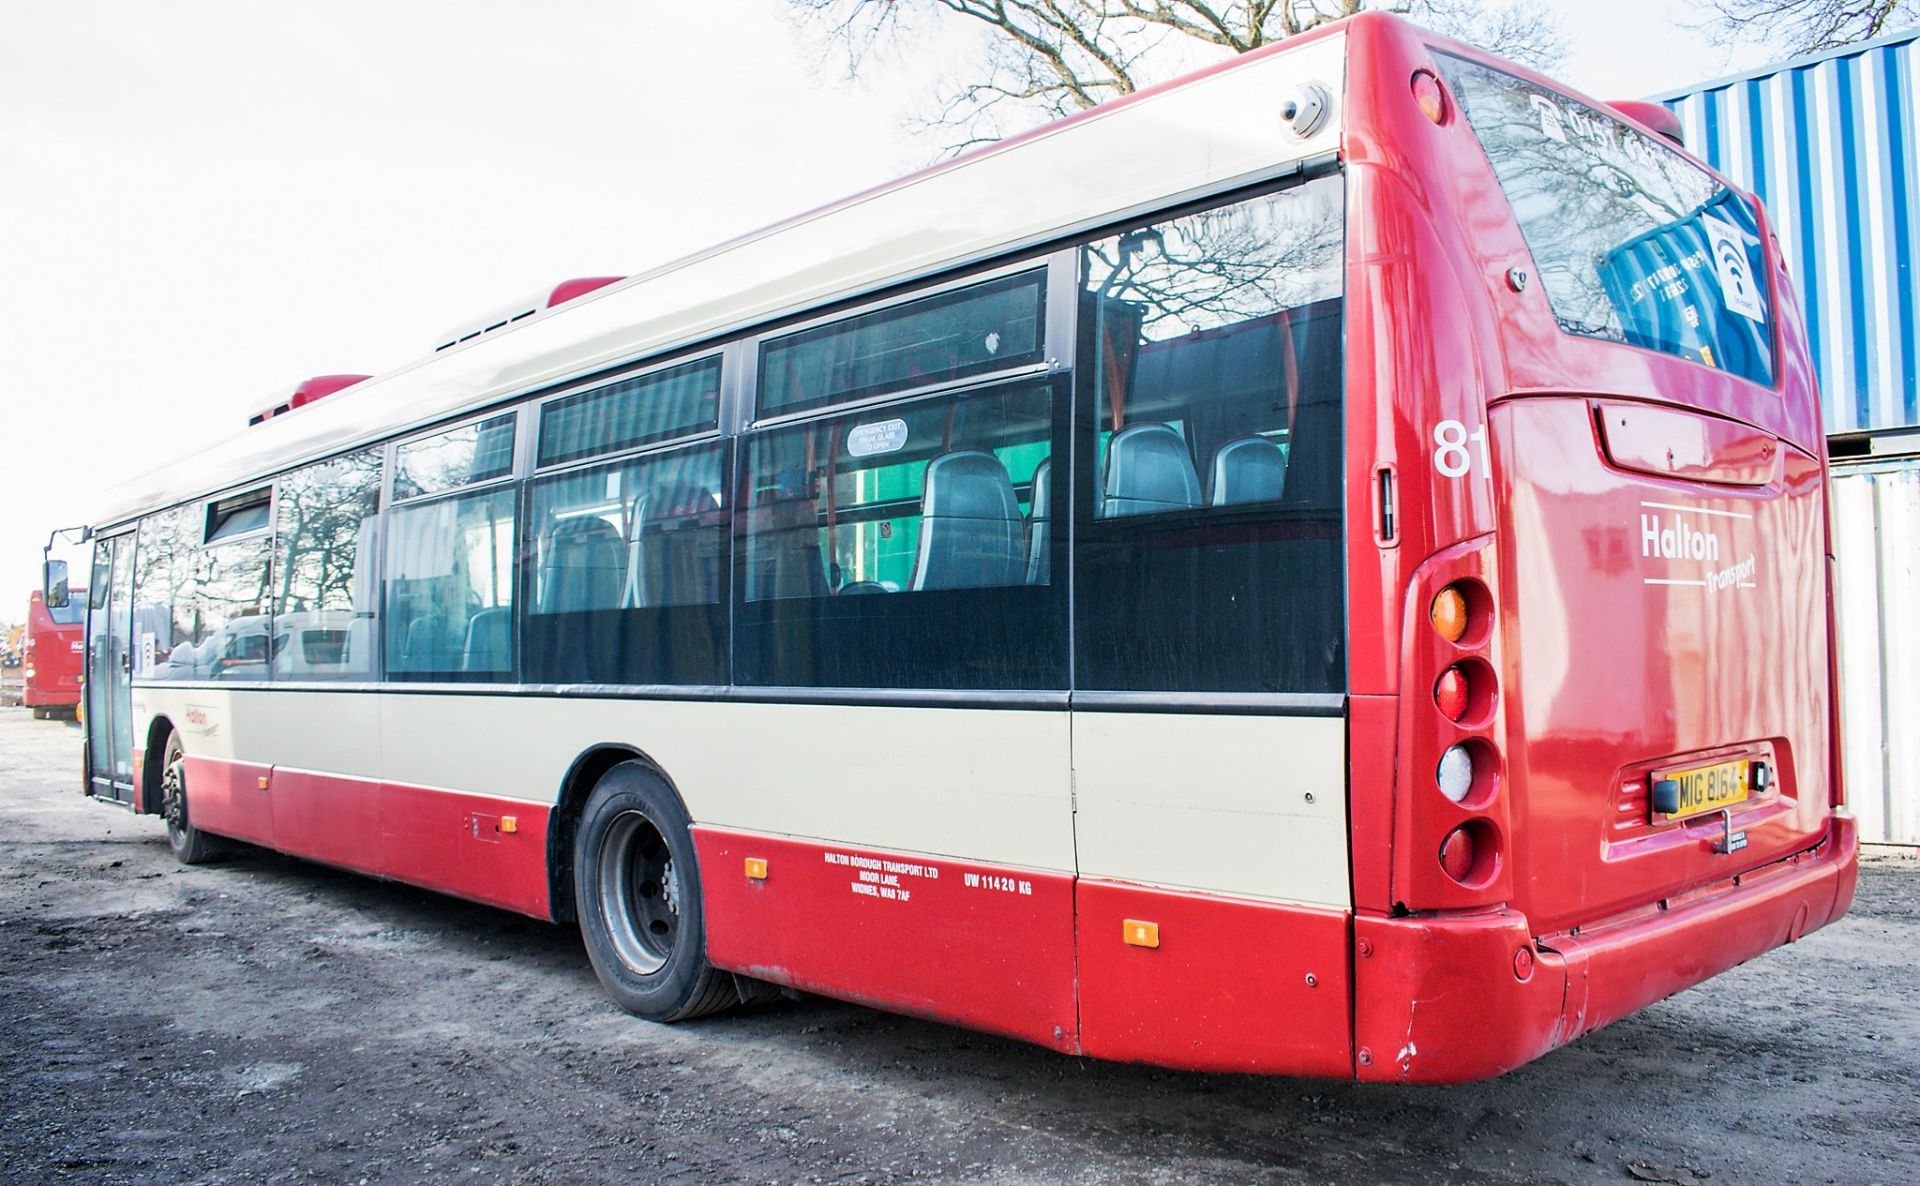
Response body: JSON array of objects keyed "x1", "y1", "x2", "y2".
[{"x1": 1639, "y1": 500, "x2": 1758, "y2": 593}]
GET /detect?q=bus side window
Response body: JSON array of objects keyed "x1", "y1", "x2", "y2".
[
  {"x1": 1074, "y1": 178, "x2": 1347, "y2": 695},
  {"x1": 522, "y1": 442, "x2": 729, "y2": 686},
  {"x1": 272, "y1": 447, "x2": 382, "y2": 680},
  {"x1": 383, "y1": 487, "x2": 517, "y2": 682},
  {"x1": 191, "y1": 538, "x2": 273, "y2": 682},
  {"x1": 734, "y1": 379, "x2": 1065, "y2": 690}
]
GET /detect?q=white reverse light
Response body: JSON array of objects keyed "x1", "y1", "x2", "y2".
[{"x1": 1437, "y1": 745, "x2": 1474, "y2": 803}]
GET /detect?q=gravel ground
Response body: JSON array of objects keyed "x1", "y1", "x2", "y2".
[{"x1": 0, "y1": 706, "x2": 1914, "y2": 1186}]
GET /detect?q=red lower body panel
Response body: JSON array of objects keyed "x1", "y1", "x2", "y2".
[
  {"x1": 183, "y1": 755, "x2": 276, "y2": 847},
  {"x1": 271, "y1": 767, "x2": 384, "y2": 877},
  {"x1": 172, "y1": 756, "x2": 1857, "y2": 1085},
  {"x1": 182, "y1": 755, "x2": 550, "y2": 918},
  {"x1": 696, "y1": 828, "x2": 1355, "y2": 1074},
  {"x1": 1076, "y1": 879, "x2": 1353, "y2": 1076},
  {"x1": 694, "y1": 828, "x2": 1079, "y2": 1052},
  {"x1": 1353, "y1": 815, "x2": 1858, "y2": 1083},
  {"x1": 377, "y1": 778, "x2": 550, "y2": 918}
]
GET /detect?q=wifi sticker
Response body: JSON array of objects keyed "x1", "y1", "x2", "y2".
[{"x1": 1700, "y1": 211, "x2": 1766, "y2": 322}]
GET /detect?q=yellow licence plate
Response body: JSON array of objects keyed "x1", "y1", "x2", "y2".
[{"x1": 1660, "y1": 759, "x2": 1752, "y2": 820}]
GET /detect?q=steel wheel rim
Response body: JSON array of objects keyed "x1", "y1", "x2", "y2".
[
  {"x1": 598, "y1": 809, "x2": 680, "y2": 977},
  {"x1": 162, "y1": 754, "x2": 188, "y2": 843}
]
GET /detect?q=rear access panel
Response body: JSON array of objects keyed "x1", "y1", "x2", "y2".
[{"x1": 1490, "y1": 397, "x2": 1831, "y2": 936}]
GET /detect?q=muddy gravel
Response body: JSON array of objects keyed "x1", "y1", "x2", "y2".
[{"x1": 0, "y1": 707, "x2": 1914, "y2": 1186}]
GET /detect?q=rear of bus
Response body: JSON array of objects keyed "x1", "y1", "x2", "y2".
[
  {"x1": 23, "y1": 589, "x2": 84, "y2": 716},
  {"x1": 1338, "y1": 17, "x2": 1858, "y2": 1082}
]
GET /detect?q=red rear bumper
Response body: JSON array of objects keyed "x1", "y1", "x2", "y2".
[
  {"x1": 1353, "y1": 813, "x2": 1858, "y2": 1083},
  {"x1": 22, "y1": 685, "x2": 81, "y2": 708}
]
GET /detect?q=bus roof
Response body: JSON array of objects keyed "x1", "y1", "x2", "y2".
[{"x1": 83, "y1": 19, "x2": 1351, "y2": 532}]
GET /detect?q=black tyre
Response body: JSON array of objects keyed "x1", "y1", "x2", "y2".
[
  {"x1": 159, "y1": 732, "x2": 219, "y2": 865},
  {"x1": 573, "y1": 761, "x2": 734, "y2": 1022}
]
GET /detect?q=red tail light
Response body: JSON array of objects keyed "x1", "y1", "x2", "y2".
[
  {"x1": 1439, "y1": 826, "x2": 1476, "y2": 883},
  {"x1": 1435, "y1": 665, "x2": 1469, "y2": 721}
]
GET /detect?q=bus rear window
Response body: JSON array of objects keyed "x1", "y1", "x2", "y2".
[{"x1": 1438, "y1": 54, "x2": 1776, "y2": 388}]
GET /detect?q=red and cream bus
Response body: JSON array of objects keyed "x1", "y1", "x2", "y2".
[{"x1": 61, "y1": 13, "x2": 1857, "y2": 1083}]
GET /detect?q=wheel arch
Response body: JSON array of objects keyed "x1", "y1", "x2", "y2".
[
  {"x1": 139, "y1": 715, "x2": 177, "y2": 815},
  {"x1": 547, "y1": 743, "x2": 683, "y2": 924}
]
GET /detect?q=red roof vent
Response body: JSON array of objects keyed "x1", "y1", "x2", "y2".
[
  {"x1": 248, "y1": 374, "x2": 372, "y2": 427},
  {"x1": 547, "y1": 276, "x2": 625, "y2": 307},
  {"x1": 1608, "y1": 100, "x2": 1685, "y2": 147}
]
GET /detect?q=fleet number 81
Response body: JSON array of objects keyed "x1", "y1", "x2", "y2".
[{"x1": 1433, "y1": 419, "x2": 1490, "y2": 479}]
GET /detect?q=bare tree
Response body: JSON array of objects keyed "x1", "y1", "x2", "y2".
[
  {"x1": 1706, "y1": 0, "x2": 1912, "y2": 53},
  {"x1": 790, "y1": 0, "x2": 1566, "y2": 154}
]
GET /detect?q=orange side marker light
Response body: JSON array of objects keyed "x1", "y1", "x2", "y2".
[
  {"x1": 1122, "y1": 919, "x2": 1160, "y2": 949},
  {"x1": 745, "y1": 857, "x2": 769, "y2": 881},
  {"x1": 498, "y1": 816, "x2": 518, "y2": 834}
]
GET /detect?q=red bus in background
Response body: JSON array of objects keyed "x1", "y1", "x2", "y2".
[{"x1": 24, "y1": 589, "x2": 84, "y2": 718}]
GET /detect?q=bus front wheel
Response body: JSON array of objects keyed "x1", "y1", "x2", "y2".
[
  {"x1": 160, "y1": 733, "x2": 219, "y2": 865},
  {"x1": 573, "y1": 762, "x2": 734, "y2": 1022}
]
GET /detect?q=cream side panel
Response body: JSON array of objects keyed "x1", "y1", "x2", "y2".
[
  {"x1": 378, "y1": 696, "x2": 1075, "y2": 873},
  {"x1": 1072, "y1": 713, "x2": 1349, "y2": 908},
  {"x1": 135, "y1": 684, "x2": 277, "y2": 765},
  {"x1": 128, "y1": 690, "x2": 158, "y2": 766},
  {"x1": 270, "y1": 689, "x2": 381, "y2": 777}
]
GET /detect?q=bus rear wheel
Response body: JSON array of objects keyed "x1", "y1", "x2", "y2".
[
  {"x1": 160, "y1": 733, "x2": 219, "y2": 865},
  {"x1": 573, "y1": 762, "x2": 734, "y2": 1022}
]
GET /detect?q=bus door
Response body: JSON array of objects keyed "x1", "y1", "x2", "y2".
[{"x1": 85, "y1": 532, "x2": 137, "y2": 805}]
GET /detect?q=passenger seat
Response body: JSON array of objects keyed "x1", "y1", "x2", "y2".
[
  {"x1": 538, "y1": 516, "x2": 624, "y2": 613},
  {"x1": 911, "y1": 450, "x2": 1026, "y2": 590},
  {"x1": 1025, "y1": 459, "x2": 1051, "y2": 584},
  {"x1": 1103, "y1": 423, "x2": 1201, "y2": 517},
  {"x1": 1210, "y1": 436, "x2": 1287, "y2": 506},
  {"x1": 460, "y1": 607, "x2": 510, "y2": 674}
]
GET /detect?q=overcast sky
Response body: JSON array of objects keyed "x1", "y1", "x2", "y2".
[{"x1": 0, "y1": 0, "x2": 1782, "y2": 610}]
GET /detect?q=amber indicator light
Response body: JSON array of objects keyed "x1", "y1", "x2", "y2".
[
  {"x1": 1431, "y1": 585, "x2": 1468, "y2": 642},
  {"x1": 1122, "y1": 920, "x2": 1160, "y2": 948},
  {"x1": 1412, "y1": 70, "x2": 1447, "y2": 124}
]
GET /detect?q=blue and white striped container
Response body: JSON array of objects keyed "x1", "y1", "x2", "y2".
[{"x1": 1655, "y1": 30, "x2": 1920, "y2": 433}]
